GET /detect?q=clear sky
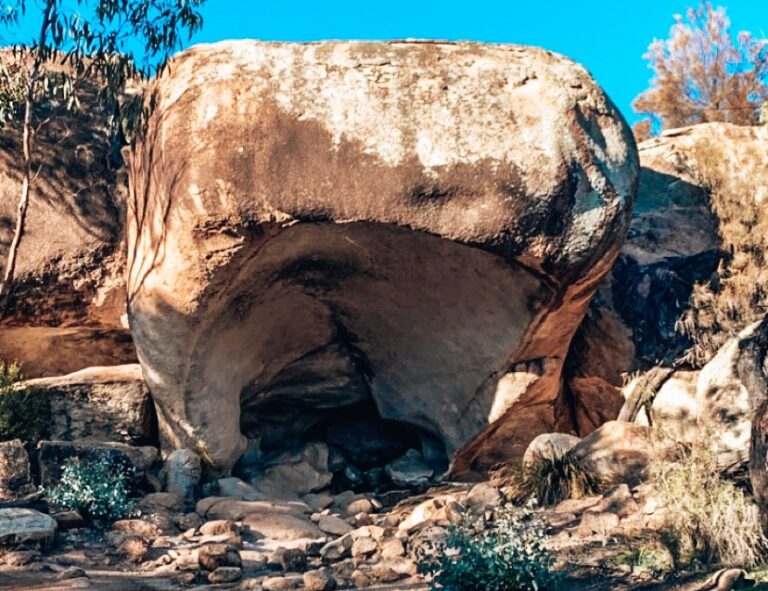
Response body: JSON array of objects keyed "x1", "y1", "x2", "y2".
[{"x1": 5, "y1": 1, "x2": 768, "y2": 124}]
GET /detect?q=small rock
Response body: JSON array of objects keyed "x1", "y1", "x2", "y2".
[
  {"x1": 576, "y1": 511, "x2": 620, "y2": 537},
  {"x1": 174, "y1": 571, "x2": 197, "y2": 586},
  {"x1": 208, "y1": 566, "x2": 242, "y2": 583},
  {"x1": 174, "y1": 512, "x2": 203, "y2": 531},
  {"x1": 0, "y1": 550, "x2": 40, "y2": 566},
  {"x1": 198, "y1": 543, "x2": 242, "y2": 571},
  {"x1": 52, "y1": 511, "x2": 85, "y2": 531},
  {"x1": 0, "y1": 439, "x2": 35, "y2": 500},
  {"x1": 276, "y1": 547, "x2": 307, "y2": 572},
  {"x1": 343, "y1": 465, "x2": 364, "y2": 486},
  {"x1": 353, "y1": 512, "x2": 372, "y2": 526},
  {"x1": 465, "y1": 483, "x2": 502, "y2": 509},
  {"x1": 303, "y1": 567, "x2": 336, "y2": 591},
  {"x1": 369, "y1": 563, "x2": 401, "y2": 583},
  {"x1": 320, "y1": 533, "x2": 353, "y2": 561},
  {"x1": 318, "y1": 515, "x2": 353, "y2": 536},
  {"x1": 199, "y1": 519, "x2": 242, "y2": 542},
  {"x1": 302, "y1": 493, "x2": 334, "y2": 512},
  {"x1": 380, "y1": 537, "x2": 405, "y2": 559},
  {"x1": 56, "y1": 567, "x2": 88, "y2": 580},
  {"x1": 351, "y1": 537, "x2": 377, "y2": 557},
  {"x1": 112, "y1": 519, "x2": 162, "y2": 539},
  {"x1": 385, "y1": 449, "x2": 433, "y2": 487},
  {"x1": 118, "y1": 536, "x2": 150, "y2": 562},
  {"x1": 166, "y1": 449, "x2": 201, "y2": 499},
  {"x1": 262, "y1": 575, "x2": 302, "y2": 591},
  {"x1": 350, "y1": 569, "x2": 370, "y2": 588},
  {"x1": 138, "y1": 492, "x2": 184, "y2": 513},
  {"x1": 218, "y1": 476, "x2": 265, "y2": 501},
  {"x1": 344, "y1": 498, "x2": 373, "y2": 516}
]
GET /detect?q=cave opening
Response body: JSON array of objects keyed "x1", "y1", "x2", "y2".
[{"x1": 236, "y1": 395, "x2": 448, "y2": 493}]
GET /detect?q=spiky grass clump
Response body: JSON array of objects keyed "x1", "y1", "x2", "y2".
[{"x1": 493, "y1": 455, "x2": 603, "y2": 506}]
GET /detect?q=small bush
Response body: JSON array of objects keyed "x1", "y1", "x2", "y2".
[
  {"x1": 0, "y1": 362, "x2": 50, "y2": 446},
  {"x1": 612, "y1": 543, "x2": 673, "y2": 577},
  {"x1": 47, "y1": 456, "x2": 136, "y2": 521},
  {"x1": 417, "y1": 501, "x2": 557, "y2": 591},
  {"x1": 650, "y1": 431, "x2": 766, "y2": 568},
  {"x1": 497, "y1": 456, "x2": 602, "y2": 506}
]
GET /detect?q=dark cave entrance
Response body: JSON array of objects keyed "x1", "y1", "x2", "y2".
[{"x1": 236, "y1": 395, "x2": 448, "y2": 493}]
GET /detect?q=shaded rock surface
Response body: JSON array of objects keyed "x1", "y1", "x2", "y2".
[
  {"x1": 38, "y1": 440, "x2": 158, "y2": 486},
  {"x1": 20, "y1": 365, "x2": 154, "y2": 444},
  {"x1": 126, "y1": 40, "x2": 638, "y2": 476},
  {"x1": 0, "y1": 508, "x2": 56, "y2": 545},
  {"x1": 0, "y1": 439, "x2": 35, "y2": 500},
  {"x1": 0, "y1": 52, "x2": 133, "y2": 375}
]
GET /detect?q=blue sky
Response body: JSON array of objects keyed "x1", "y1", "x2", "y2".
[{"x1": 5, "y1": 1, "x2": 768, "y2": 124}]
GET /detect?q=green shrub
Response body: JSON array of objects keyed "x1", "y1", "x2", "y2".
[
  {"x1": 0, "y1": 362, "x2": 50, "y2": 446},
  {"x1": 417, "y1": 501, "x2": 557, "y2": 591},
  {"x1": 47, "y1": 456, "x2": 136, "y2": 521},
  {"x1": 650, "y1": 432, "x2": 767, "y2": 568}
]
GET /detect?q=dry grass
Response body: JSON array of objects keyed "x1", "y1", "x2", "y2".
[
  {"x1": 492, "y1": 456, "x2": 603, "y2": 506},
  {"x1": 677, "y1": 136, "x2": 768, "y2": 366},
  {"x1": 649, "y1": 428, "x2": 766, "y2": 568}
]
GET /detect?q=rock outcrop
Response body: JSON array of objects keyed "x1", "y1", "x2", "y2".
[
  {"x1": 20, "y1": 365, "x2": 154, "y2": 444},
  {"x1": 126, "y1": 40, "x2": 638, "y2": 476},
  {"x1": 566, "y1": 123, "x2": 768, "y2": 435},
  {"x1": 0, "y1": 53, "x2": 136, "y2": 376}
]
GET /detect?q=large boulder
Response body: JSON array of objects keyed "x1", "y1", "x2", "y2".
[
  {"x1": 20, "y1": 365, "x2": 154, "y2": 444},
  {"x1": 126, "y1": 40, "x2": 638, "y2": 475},
  {"x1": 567, "y1": 421, "x2": 652, "y2": 486}
]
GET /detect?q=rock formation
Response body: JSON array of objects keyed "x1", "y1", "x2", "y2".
[
  {"x1": 0, "y1": 54, "x2": 136, "y2": 376},
  {"x1": 126, "y1": 40, "x2": 638, "y2": 476},
  {"x1": 567, "y1": 123, "x2": 768, "y2": 436}
]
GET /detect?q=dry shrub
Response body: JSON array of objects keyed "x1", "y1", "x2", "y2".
[
  {"x1": 649, "y1": 428, "x2": 766, "y2": 568},
  {"x1": 677, "y1": 136, "x2": 768, "y2": 366},
  {"x1": 493, "y1": 456, "x2": 602, "y2": 507}
]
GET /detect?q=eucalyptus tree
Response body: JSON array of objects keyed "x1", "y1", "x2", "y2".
[{"x1": 0, "y1": 0, "x2": 205, "y2": 310}]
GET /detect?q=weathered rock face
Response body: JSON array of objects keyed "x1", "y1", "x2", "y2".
[
  {"x1": 20, "y1": 365, "x2": 154, "y2": 444},
  {"x1": 126, "y1": 40, "x2": 638, "y2": 475},
  {"x1": 0, "y1": 440, "x2": 35, "y2": 500},
  {"x1": 0, "y1": 53, "x2": 136, "y2": 375},
  {"x1": 575, "y1": 123, "x2": 768, "y2": 383}
]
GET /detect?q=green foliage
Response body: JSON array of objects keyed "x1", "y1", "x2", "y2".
[
  {"x1": 48, "y1": 456, "x2": 136, "y2": 521},
  {"x1": 0, "y1": 62, "x2": 26, "y2": 123},
  {"x1": 0, "y1": 0, "x2": 206, "y2": 138},
  {"x1": 650, "y1": 433, "x2": 767, "y2": 568},
  {"x1": 0, "y1": 361, "x2": 50, "y2": 446},
  {"x1": 611, "y1": 543, "x2": 673, "y2": 577},
  {"x1": 417, "y1": 502, "x2": 557, "y2": 591},
  {"x1": 498, "y1": 456, "x2": 603, "y2": 507}
]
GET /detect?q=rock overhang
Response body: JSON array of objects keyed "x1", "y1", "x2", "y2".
[{"x1": 126, "y1": 39, "x2": 638, "y2": 477}]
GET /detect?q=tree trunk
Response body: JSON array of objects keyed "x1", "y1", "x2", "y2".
[
  {"x1": 617, "y1": 366, "x2": 674, "y2": 424},
  {"x1": 745, "y1": 315, "x2": 768, "y2": 528},
  {"x1": 0, "y1": 1, "x2": 55, "y2": 316}
]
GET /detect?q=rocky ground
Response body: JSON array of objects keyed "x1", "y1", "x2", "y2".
[{"x1": 0, "y1": 477, "x2": 754, "y2": 591}]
